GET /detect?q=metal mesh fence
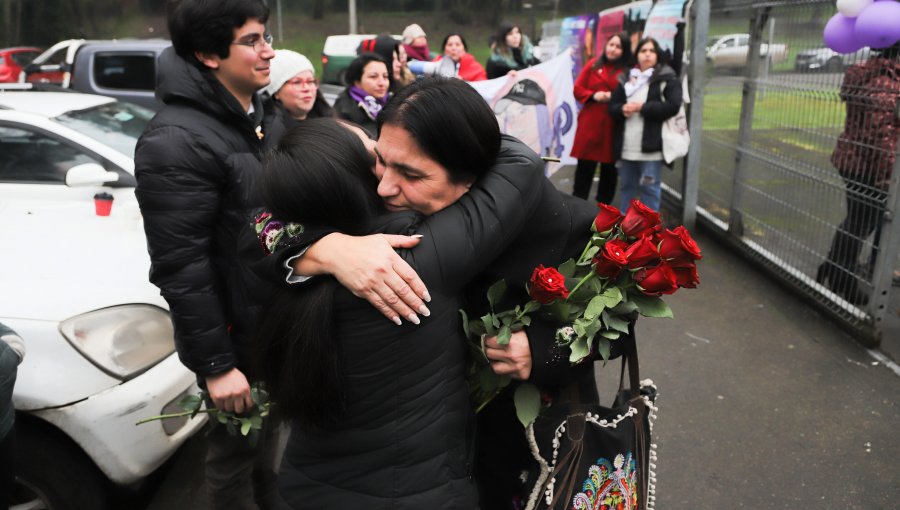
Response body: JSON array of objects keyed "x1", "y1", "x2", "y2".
[{"x1": 664, "y1": 0, "x2": 900, "y2": 344}]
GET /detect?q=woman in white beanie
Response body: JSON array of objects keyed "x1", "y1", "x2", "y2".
[{"x1": 264, "y1": 49, "x2": 334, "y2": 128}]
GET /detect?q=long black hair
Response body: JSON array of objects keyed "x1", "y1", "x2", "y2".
[
  {"x1": 255, "y1": 118, "x2": 381, "y2": 430},
  {"x1": 593, "y1": 31, "x2": 632, "y2": 71}
]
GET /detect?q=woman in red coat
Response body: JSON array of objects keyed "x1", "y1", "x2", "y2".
[
  {"x1": 435, "y1": 33, "x2": 487, "y2": 82},
  {"x1": 571, "y1": 32, "x2": 630, "y2": 204}
]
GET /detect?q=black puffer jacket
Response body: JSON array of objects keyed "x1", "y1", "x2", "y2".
[
  {"x1": 278, "y1": 136, "x2": 549, "y2": 509},
  {"x1": 608, "y1": 64, "x2": 682, "y2": 160},
  {"x1": 134, "y1": 47, "x2": 284, "y2": 379}
]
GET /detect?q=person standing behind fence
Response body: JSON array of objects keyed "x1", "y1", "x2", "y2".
[
  {"x1": 436, "y1": 33, "x2": 487, "y2": 82},
  {"x1": 571, "y1": 32, "x2": 631, "y2": 205},
  {"x1": 263, "y1": 50, "x2": 334, "y2": 130},
  {"x1": 486, "y1": 21, "x2": 540, "y2": 79},
  {"x1": 818, "y1": 42, "x2": 900, "y2": 306},
  {"x1": 608, "y1": 37, "x2": 681, "y2": 212},
  {"x1": 333, "y1": 53, "x2": 391, "y2": 137}
]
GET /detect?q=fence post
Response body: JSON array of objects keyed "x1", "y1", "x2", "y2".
[
  {"x1": 866, "y1": 136, "x2": 900, "y2": 343},
  {"x1": 682, "y1": 0, "x2": 709, "y2": 230},
  {"x1": 729, "y1": 6, "x2": 769, "y2": 237}
]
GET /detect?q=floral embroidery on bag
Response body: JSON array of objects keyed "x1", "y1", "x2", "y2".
[
  {"x1": 254, "y1": 212, "x2": 304, "y2": 256},
  {"x1": 572, "y1": 453, "x2": 638, "y2": 510}
]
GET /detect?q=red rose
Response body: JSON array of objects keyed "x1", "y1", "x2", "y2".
[
  {"x1": 592, "y1": 239, "x2": 629, "y2": 279},
  {"x1": 634, "y1": 261, "x2": 678, "y2": 296},
  {"x1": 658, "y1": 226, "x2": 702, "y2": 266},
  {"x1": 624, "y1": 235, "x2": 660, "y2": 269},
  {"x1": 592, "y1": 203, "x2": 624, "y2": 234},
  {"x1": 621, "y1": 200, "x2": 661, "y2": 238},
  {"x1": 529, "y1": 265, "x2": 570, "y2": 304},
  {"x1": 673, "y1": 263, "x2": 700, "y2": 288}
]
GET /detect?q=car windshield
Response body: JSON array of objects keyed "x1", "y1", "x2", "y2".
[{"x1": 54, "y1": 101, "x2": 153, "y2": 158}]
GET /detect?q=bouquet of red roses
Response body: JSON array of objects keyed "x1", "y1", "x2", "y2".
[{"x1": 463, "y1": 199, "x2": 701, "y2": 425}]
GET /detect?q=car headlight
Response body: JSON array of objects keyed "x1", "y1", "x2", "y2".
[{"x1": 59, "y1": 305, "x2": 176, "y2": 380}]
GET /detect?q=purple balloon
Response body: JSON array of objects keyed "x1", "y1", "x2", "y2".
[
  {"x1": 855, "y1": 0, "x2": 900, "y2": 49},
  {"x1": 824, "y1": 13, "x2": 864, "y2": 53}
]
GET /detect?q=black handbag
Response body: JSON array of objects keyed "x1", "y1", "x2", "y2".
[{"x1": 521, "y1": 329, "x2": 658, "y2": 510}]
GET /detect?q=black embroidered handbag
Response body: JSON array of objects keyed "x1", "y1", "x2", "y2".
[{"x1": 521, "y1": 329, "x2": 658, "y2": 510}]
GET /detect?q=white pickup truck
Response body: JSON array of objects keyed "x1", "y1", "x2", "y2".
[{"x1": 706, "y1": 33, "x2": 788, "y2": 70}]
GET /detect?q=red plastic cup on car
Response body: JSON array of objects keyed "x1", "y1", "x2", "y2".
[{"x1": 94, "y1": 192, "x2": 114, "y2": 216}]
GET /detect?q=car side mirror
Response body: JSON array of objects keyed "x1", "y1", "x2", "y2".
[{"x1": 65, "y1": 163, "x2": 120, "y2": 187}]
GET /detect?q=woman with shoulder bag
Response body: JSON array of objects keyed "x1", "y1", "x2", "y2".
[
  {"x1": 571, "y1": 32, "x2": 631, "y2": 205},
  {"x1": 609, "y1": 37, "x2": 682, "y2": 212}
]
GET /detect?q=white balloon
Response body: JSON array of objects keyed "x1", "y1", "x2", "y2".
[{"x1": 836, "y1": 0, "x2": 873, "y2": 18}]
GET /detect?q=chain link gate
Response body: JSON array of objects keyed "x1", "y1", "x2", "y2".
[{"x1": 664, "y1": 0, "x2": 900, "y2": 346}]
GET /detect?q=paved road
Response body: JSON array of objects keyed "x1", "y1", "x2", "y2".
[{"x1": 139, "y1": 170, "x2": 900, "y2": 508}]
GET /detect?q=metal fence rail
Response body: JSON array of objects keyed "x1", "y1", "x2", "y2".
[{"x1": 666, "y1": 0, "x2": 900, "y2": 345}]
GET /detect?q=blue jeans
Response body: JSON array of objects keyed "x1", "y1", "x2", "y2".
[{"x1": 617, "y1": 159, "x2": 663, "y2": 212}]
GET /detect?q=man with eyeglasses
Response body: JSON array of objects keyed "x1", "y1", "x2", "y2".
[{"x1": 134, "y1": 0, "x2": 285, "y2": 508}]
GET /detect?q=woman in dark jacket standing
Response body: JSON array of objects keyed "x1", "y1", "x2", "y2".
[
  {"x1": 609, "y1": 37, "x2": 681, "y2": 212},
  {"x1": 571, "y1": 32, "x2": 630, "y2": 204},
  {"x1": 333, "y1": 53, "x2": 391, "y2": 136},
  {"x1": 486, "y1": 21, "x2": 540, "y2": 79}
]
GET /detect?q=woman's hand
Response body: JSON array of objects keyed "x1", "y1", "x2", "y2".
[
  {"x1": 622, "y1": 101, "x2": 644, "y2": 117},
  {"x1": 592, "y1": 91, "x2": 611, "y2": 102},
  {"x1": 296, "y1": 233, "x2": 431, "y2": 324},
  {"x1": 483, "y1": 330, "x2": 532, "y2": 380}
]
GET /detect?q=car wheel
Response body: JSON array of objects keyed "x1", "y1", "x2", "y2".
[
  {"x1": 826, "y1": 57, "x2": 843, "y2": 73},
  {"x1": 12, "y1": 420, "x2": 110, "y2": 510}
]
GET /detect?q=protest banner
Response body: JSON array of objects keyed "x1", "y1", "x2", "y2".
[{"x1": 468, "y1": 49, "x2": 578, "y2": 176}]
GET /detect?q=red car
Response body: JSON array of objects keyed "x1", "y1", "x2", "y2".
[{"x1": 0, "y1": 47, "x2": 42, "y2": 83}]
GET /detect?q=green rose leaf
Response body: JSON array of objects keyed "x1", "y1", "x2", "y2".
[
  {"x1": 596, "y1": 338, "x2": 612, "y2": 362},
  {"x1": 240, "y1": 418, "x2": 252, "y2": 436},
  {"x1": 569, "y1": 336, "x2": 590, "y2": 363},
  {"x1": 216, "y1": 412, "x2": 229, "y2": 424},
  {"x1": 520, "y1": 315, "x2": 532, "y2": 327},
  {"x1": 487, "y1": 279, "x2": 507, "y2": 309},
  {"x1": 599, "y1": 287, "x2": 624, "y2": 308},
  {"x1": 249, "y1": 415, "x2": 264, "y2": 430},
  {"x1": 629, "y1": 292, "x2": 674, "y2": 318},
  {"x1": 514, "y1": 383, "x2": 542, "y2": 428},
  {"x1": 179, "y1": 394, "x2": 202, "y2": 413},
  {"x1": 480, "y1": 313, "x2": 496, "y2": 336},
  {"x1": 584, "y1": 295, "x2": 607, "y2": 320},
  {"x1": 604, "y1": 312, "x2": 631, "y2": 334},
  {"x1": 610, "y1": 300, "x2": 639, "y2": 315},
  {"x1": 583, "y1": 245, "x2": 600, "y2": 262},
  {"x1": 600, "y1": 330, "x2": 621, "y2": 340},
  {"x1": 558, "y1": 258, "x2": 577, "y2": 278},
  {"x1": 498, "y1": 325, "x2": 512, "y2": 345},
  {"x1": 460, "y1": 309, "x2": 471, "y2": 339}
]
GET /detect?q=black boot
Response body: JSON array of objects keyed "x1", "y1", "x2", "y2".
[{"x1": 816, "y1": 262, "x2": 869, "y2": 306}]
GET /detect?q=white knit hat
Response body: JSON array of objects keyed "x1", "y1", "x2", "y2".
[
  {"x1": 402, "y1": 24, "x2": 427, "y2": 45},
  {"x1": 264, "y1": 49, "x2": 315, "y2": 97}
]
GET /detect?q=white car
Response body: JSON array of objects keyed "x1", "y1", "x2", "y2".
[{"x1": 0, "y1": 87, "x2": 205, "y2": 509}]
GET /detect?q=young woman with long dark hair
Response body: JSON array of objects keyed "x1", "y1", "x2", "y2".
[
  {"x1": 571, "y1": 32, "x2": 632, "y2": 204},
  {"x1": 609, "y1": 37, "x2": 682, "y2": 211}
]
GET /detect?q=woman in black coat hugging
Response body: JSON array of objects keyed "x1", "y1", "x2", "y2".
[
  {"x1": 608, "y1": 37, "x2": 681, "y2": 212},
  {"x1": 255, "y1": 113, "x2": 550, "y2": 509}
]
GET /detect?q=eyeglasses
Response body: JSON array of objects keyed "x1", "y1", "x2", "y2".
[
  {"x1": 286, "y1": 78, "x2": 317, "y2": 88},
  {"x1": 232, "y1": 33, "x2": 274, "y2": 53}
]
